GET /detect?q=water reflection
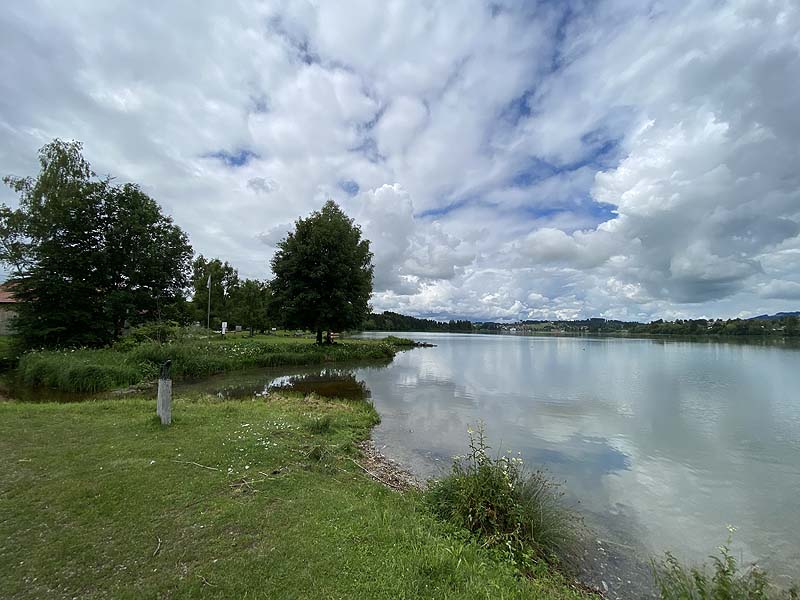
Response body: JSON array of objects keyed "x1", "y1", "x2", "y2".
[
  {"x1": 354, "y1": 332, "x2": 800, "y2": 584},
  {"x1": 177, "y1": 366, "x2": 371, "y2": 402},
  {"x1": 268, "y1": 370, "x2": 370, "y2": 400}
]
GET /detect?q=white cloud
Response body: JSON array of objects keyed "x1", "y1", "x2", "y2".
[
  {"x1": 1, "y1": 0, "x2": 799, "y2": 320},
  {"x1": 759, "y1": 280, "x2": 800, "y2": 301}
]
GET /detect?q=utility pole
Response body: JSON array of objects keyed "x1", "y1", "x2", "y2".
[{"x1": 207, "y1": 274, "x2": 211, "y2": 330}]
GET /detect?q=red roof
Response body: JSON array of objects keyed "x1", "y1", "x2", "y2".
[{"x1": 0, "y1": 285, "x2": 18, "y2": 304}]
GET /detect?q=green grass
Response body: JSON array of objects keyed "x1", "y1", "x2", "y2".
[
  {"x1": 0, "y1": 394, "x2": 587, "y2": 600},
  {"x1": 15, "y1": 336, "x2": 406, "y2": 393}
]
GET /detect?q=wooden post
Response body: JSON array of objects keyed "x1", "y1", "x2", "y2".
[{"x1": 157, "y1": 360, "x2": 172, "y2": 425}]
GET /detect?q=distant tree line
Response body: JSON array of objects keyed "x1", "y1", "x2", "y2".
[
  {"x1": 628, "y1": 316, "x2": 800, "y2": 336},
  {"x1": 363, "y1": 314, "x2": 800, "y2": 337},
  {"x1": 361, "y1": 311, "x2": 473, "y2": 332}
]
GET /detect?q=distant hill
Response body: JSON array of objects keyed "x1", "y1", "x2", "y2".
[{"x1": 748, "y1": 311, "x2": 800, "y2": 321}]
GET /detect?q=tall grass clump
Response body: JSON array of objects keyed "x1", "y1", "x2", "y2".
[
  {"x1": 426, "y1": 423, "x2": 577, "y2": 570},
  {"x1": 17, "y1": 349, "x2": 152, "y2": 393},
  {"x1": 307, "y1": 414, "x2": 335, "y2": 434},
  {"x1": 653, "y1": 530, "x2": 797, "y2": 600}
]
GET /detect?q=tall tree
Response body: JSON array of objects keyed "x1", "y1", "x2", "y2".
[
  {"x1": 230, "y1": 279, "x2": 270, "y2": 336},
  {"x1": 269, "y1": 200, "x2": 373, "y2": 343},
  {"x1": 189, "y1": 255, "x2": 239, "y2": 329},
  {"x1": 1, "y1": 139, "x2": 192, "y2": 348},
  {"x1": 103, "y1": 183, "x2": 193, "y2": 336}
]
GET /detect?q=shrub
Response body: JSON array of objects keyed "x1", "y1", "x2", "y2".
[
  {"x1": 382, "y1": 336, "x2": 417, "y2": 347},
  {"x1": 652, "y1": 533, "x2": 798, "y2": 600},
  {"x1": 114, "y1": 321, "x2": 182, "y2": 351},
  {"x1": 426, "y1": 423, "x2": 576, "y2": 569}
]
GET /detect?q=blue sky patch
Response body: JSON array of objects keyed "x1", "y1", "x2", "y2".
[
  {"x1": 207, "y1": 149, "x2": 259, "y2": 167},
  {"x1": 338, "y1": 180, "x2": 360, "y2": 196},
  {"x1": 500, "y1": 90, "x2": 534, "y2": 126}
]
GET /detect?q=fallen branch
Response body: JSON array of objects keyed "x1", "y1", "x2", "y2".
[
  {"x1": 171, "y1": 460, "x2": 220, "y2": 472},
  {"x1": 198, "y1": 574, "x2": 216, "y2": 587},
  {"x1": 153, "y1": 537, "x2": 162, "y2": 557},
  {"x1": 348, "y1": 458, "x2": 405, "y2": 491},
  {"x1": 229, "y1": 478, "x2": 266, "y2": 490}
]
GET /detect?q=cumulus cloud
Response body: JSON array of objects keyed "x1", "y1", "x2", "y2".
[
  {"x1": 247, "y1": 177, "x2": 279, "y2": 194},
  {"x1": 1, "y1": 0, "x2": 799, "y2": 320},
  {"x1": 759, "y1": 280, "x2": 800, "y2": 301}
]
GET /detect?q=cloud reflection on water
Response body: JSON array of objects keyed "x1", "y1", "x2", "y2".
[{"x1": 355, "y1": 333, "x2": 800, "y2": 580}]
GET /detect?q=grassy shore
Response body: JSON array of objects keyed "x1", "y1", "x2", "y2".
[
  {"x1": 0, "y1": 393, "x2": 587, "y2": 599},
  {"x1": 15, "y1": 334, "x2": 407, "y2": 393}
]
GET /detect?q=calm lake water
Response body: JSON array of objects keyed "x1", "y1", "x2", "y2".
[{"x1": 181, "y1": 332, "x2": 800, "y2": 589}]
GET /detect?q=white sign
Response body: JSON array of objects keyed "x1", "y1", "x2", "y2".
[{"x1": 221, "y1": 321, "x2": 228, "y2": 335}]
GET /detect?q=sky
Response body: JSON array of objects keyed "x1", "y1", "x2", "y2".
[{"x1": 1, "y1": 0, "x2": 799, "y2": 322}]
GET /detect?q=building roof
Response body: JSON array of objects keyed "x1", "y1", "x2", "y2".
[{"x1": 0, "y1": 285, "x2": 19, "y2": 304}]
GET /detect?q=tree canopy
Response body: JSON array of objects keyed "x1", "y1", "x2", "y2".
[
  {"x1": 230, "y1": 279, "x2": 271, "y2": 336},
  {"x1": 1, "y1": 140, "x2": 192, "y2": 348},
  {"x1": 189, "y1": 255, "x2": 240, "y2": 329},
  {"x1": 269, "y1": 200, "x2": 373, "y2": 343}
]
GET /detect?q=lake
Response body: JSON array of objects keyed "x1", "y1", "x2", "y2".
[{"x1": 184, "y1": 332, "x2": 800, "y2": 592}]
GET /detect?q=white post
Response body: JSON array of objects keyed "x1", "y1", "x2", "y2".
[{"x1": 157, "y1": 360, "x2": 172, "y2": 425}]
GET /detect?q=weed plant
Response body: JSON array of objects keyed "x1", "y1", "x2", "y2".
[
  {"x1": 426, "y1": 423, "x2": 577, "y2": 570},
  {"x1": 652, "y1": 531, "x2": 798, "y2": 600}
]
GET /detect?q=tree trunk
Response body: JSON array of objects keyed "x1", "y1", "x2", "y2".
[
  {"x1": 326, "y1": 330, "x2": 333, "y2": 344},
  {"x1": 249, "y1": 326, "x2": 254, "y2": 338},
  {"x1": 316, "y1": 327, "x2": 323, "y2": 344}
]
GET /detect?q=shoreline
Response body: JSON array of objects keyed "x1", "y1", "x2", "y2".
[{"x1": 359, "y1": 429, "x2": 657, "y2": 600}]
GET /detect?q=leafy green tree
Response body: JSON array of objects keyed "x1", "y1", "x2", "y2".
[
  {"x1": 784, "y1": 316, "x2": 799, "y2": 336},
  {"x1": 230, "y1": 279, "x2": 270, "y2": 336},
  {"x1": 189, "y1": 255, "x2": 239, "y2": 329},
  {"x1": 269, "y1": 200, "x2": 373, "y2": 344},
  {"x1": 1, "y1": 139, "x2": 192, "y2": 348},
  {"x1": 102, "y1": 183, "x2": 193, "y2": 336}
]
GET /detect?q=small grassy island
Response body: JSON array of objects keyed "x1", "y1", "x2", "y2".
[{"x1": 13, "y1": 330, "x2": 408, "y2": 394}]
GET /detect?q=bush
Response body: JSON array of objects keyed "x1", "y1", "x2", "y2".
[
  {"x1": 382, "y1": 336, "x2": 417, "y2": 347},
  {"x1": 653, "y1": 533, "x2": 798, "y2": 600},
  {"x1": 426, "y1": 423, "x2": 576, "y2": 569},
  {"x1": 114, "y1": 321, "x2": 182, "y2": 351}
]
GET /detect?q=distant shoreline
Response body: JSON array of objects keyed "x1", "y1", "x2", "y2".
[{"x1": 358, "y1": 329, "x2": 800, "y2": 343}]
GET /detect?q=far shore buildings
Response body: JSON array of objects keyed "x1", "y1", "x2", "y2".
[{"x1": 0, "y1": 284, "x2": 19, "y2": 335}]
